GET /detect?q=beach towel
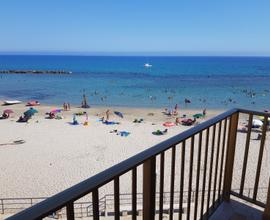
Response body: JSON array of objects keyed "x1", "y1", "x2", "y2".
[
  {"x1": 110, "y1": 130, "x2": 130, "y2": 137},
  {"x1": 118, "y1": 131, "x2": 130, "y2": 137},
  {"x1": 103, "y1": 121, "x2": 120, "y2": 125}
]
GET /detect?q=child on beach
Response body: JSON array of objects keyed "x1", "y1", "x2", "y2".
[{"x1": 175, "y1": 117, "x2": 181, "y2": 125}]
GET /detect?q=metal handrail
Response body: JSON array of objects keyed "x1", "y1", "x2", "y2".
[{"x1": 2, "y1": 187, "x2": 267, "y2": 214}]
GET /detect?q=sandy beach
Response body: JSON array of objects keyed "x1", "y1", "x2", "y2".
[
  {"x1": 0, "y1": 102, "x2": 269, "y2": 209},
  {"x1": 0, "y1": 102, "x2": 222, "y2": 198}
]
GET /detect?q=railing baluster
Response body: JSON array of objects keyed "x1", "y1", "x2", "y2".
[
  {"x1": 187, "y1": 136, "x2": 195, "y2": 220},
  {"x1": 223, "y1": 113, "x2": 239, "y2": 202},
  {"x1": 159, "y1": 152, "x2": 164, "y2": 220},
  {"x1": 240, "y1": 113, "x2": 253, "y2": 195},
  {"x1": 1, "y1": 199, "x2": 4, "y2": 214},
  {"x1": 169, "y1": 146, "x2": 176, "y2": 220},
  {"x1": 206, "y1": 124, "x2": 216, "y2": 214},
  {"x1": 218, "y1": 118, "x2": 228, "y2": 202},
  {"x1": 143, "y1": 157, "x2": 156, "y2": 220},
  {"x1": 80, "y1": 203, "x2": 83, "y2": 218},
  {"x1": 92, "y1": 189, "x2": 100, "y2": 220},
  {"x1": 66, "y1": 202, "x2": 75, "y2": 220},
  {"x1": 253, "y1": 115, "x2": 268, "y2": 201},
  {"x1": 263, "y1": 178, "x2": 270, "y2": 220},
  {"x1": 114, "y1": 177, "x2": 120, "y2": 220},
  {"x1": 200, "y1": 128, "x2": 210, "y2": 219},
  {"x1": 132, "y1": 168, "x2": 137, "y2": 220},
  {"x1": 212, "y1": 122, "x2": 222, "y2": 206},
  {"x1": 178, "y1": 141, "x2": 186, "y2": 220},
  {"x1": 193, "y1": 132, "x2": 203, "y2": 220}
]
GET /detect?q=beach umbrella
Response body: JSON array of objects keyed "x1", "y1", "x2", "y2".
[
  {"x1": 24, "y1": 108, "x2": 38, "y2": 117},
  {"x1": 193, "y1": 113, "x2": 204, "y2": 119},
  {"x1": 3, "y1": 109, "x2": 14, "y2": 114},
  {"x1": 114, "y1": 111, "x2": 124, "y2": 118},
  {"x1": 252, "y1": 119, "x2": 263, "y2": 127},
  {"x1": 51, "y1": 109, "x2": 62, "y2": 113}
]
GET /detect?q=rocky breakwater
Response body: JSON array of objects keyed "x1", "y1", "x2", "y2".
[{"x1": 0, "y1": 70, "x2": 72, "y2": 74}]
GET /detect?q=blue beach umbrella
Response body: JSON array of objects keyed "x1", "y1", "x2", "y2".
[
  {"x1": 24, "y1": 108, "x2": 38, "y2": 117},
  {"x1": 114, "y1": 111, "x2": 124, "y2": 118}
]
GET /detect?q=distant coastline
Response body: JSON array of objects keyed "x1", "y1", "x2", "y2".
[{"x1": 0, "y1": 70, "x2": 72, "y2": 74}]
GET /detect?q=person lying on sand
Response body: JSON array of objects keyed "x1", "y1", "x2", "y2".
[
  {"x1": 152, "y1": 129, "x2": 168, "y2": 135},
  {"x1": 0, "y1": 112, "x2": 9, "y2": 119},
  {"x1": 110, "y1": 130, "x2": 130, "y2": 137}
]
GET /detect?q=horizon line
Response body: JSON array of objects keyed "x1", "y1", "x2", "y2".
[{"x1": 0, "y1": 52, "x2": 270, "y2": 58}]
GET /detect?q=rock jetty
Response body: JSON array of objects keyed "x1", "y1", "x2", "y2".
[{"x1": 0, "y1": 70, "x2": 72, "y2": 74}]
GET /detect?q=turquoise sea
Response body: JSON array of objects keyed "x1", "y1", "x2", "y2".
[{"x1": 0, "y1": 55, "x2": 270, "y2": 110}]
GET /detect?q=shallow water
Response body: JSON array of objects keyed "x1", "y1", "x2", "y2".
[{"x1": 0, "y1": 55, "x2": 270, "y2": 109}]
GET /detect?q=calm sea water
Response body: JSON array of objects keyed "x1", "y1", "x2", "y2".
[{"x1": 0, "y1": 55, "x2": 270, "y2": 110}]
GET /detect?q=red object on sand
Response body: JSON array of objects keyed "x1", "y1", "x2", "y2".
[
  {"x1": 163, "y1": 122, "x2": 175, "y2": 127},
  {"x1": 27, "y1": 101, "x2": 40, "y2": 106}
]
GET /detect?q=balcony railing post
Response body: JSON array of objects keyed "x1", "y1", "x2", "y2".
[
  {"x1": 223, "y1": 112, "x2": 239, "y2": 202},
  {"x1": 66, "y1": 202, "x2": 75, "y2": 220},
  {"x1": 263, "y1": 178, "x2": 270, "y2": 220},
  {"x1": 143, "y1": 157, "x2": 156, "y2": 220}
]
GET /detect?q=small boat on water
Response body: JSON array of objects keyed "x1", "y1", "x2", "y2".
[
  {"x1": 3, "y1": 100, "x2": 22, "y2": 105},
  {"x1": 144, "y1": 63, "x2": 152, "y2": 68}
]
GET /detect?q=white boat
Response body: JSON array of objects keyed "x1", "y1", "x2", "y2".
[
  {"x1": 3, "y1": 100, "x2": 22, "y2": 105},
  {"x1": 144, "y1": 63, "x2": 152, "y2": 68}
]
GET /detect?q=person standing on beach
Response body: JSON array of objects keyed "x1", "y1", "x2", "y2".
[
  {"x1": 63, "y1": 102, "x2": 66, "y2": 111},
  {"x1": 106, "y1": 109, "x2": 110, "y2": 122},
  {"x1": 67, "y1": 103, "x2": 70, "y2": 110},
  {"x1": 174, "y1": 104, "x2": 179, "y2": 115},
  {"x1": 175, "y1": 104, "x2": 178, "y2": 111},
  {"x1": 203, "y1": 108, "x2": 207, "y2": 116}
]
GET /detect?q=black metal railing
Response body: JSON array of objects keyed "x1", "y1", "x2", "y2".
[{"x1": 5, "y1": 108, "x2": 270, "y2": 220}]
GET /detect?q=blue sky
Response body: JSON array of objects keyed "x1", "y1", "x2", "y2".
[{"x1": 0, "y1": 0, "x2": 269, "y2": 56}]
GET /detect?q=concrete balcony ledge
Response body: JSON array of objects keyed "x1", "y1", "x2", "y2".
[{"x1": 209, "y1": 199, "x2": 263, "y2": 220}]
